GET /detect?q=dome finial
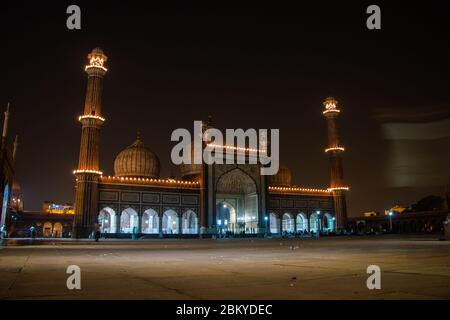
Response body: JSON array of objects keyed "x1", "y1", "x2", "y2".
[{"x1": 136, "y1": 129, "x2": 141, "y2": 141}]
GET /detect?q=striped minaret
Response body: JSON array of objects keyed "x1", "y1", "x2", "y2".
[
  {"x1": 72, "y1": 48, "x2": 108, "y2": 238},
  {"x1": 323, "y1": 97, "x2": 348, "y2": 232}
]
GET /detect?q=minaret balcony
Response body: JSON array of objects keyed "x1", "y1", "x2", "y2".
[{"x1": 325, "y1": 146, "x2": 345, "y2": 153}]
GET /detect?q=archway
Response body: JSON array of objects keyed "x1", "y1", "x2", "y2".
[
  {"x1": 216, "y1": 168, "x2": 259, "y2": 234},
  {"x1": 43, "y1": 222, "x2": 52, "y2": 237},
  {"x1": 269, "y1": 212, "x2": 279, "y2": 234},
  {"x1": 296, "y1": 213, "x2": 308, "y2": 232},
  {"x1": 215, "y1": 201, "x2": 236, "y2": 233},
  {"x1": 282, "y1": 213, "x2": 295, "y2": 233},
  {"x1": 99, "y1": 207, "x2": 116, "y2": 233},
  {"x1": 142, "y1": 208, "x2": 159, "y2": 234},
  {"x1": 120, "y1": 208, "x2": 138, "y2": 234},
  {"x1": 309, "y1": 212, "x2": 319, "y2": 233},
  {"x1": 162, "y1": 209, "x2": 178, "y2": 234},
  {"x1": 323, "y1": 213, "x2": 335, "y2": 232},
  {"x1": 182, "y1": 210, "x2": 198, "y2": 234},
  {"x1": 53, "y1": 222, "x2": 63, "y2": 238}
]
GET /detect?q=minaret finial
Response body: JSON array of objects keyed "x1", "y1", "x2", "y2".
[{"x1": 207, "y1": 115, "x2": 213, "y2": 127}]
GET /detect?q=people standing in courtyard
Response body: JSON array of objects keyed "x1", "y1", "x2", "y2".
[
  {"x1": 0, "y1": 224, "x2": 6, "y2": 239},
  {"x1": 29, "y1": 225, "x2": 35, "y2": 238},
  {"x1": 94, "y1": 223, "x2": 100, "y2": 242}
]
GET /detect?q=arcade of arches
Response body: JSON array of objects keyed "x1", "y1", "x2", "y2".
[
  {"x1": 98, "y1": 207, "x2": 199, "y2": 234},
  {"x1": 269, "y1": 211, "x2": 335, "y2": 234},
  {"x1": 42, "y1": 221, "x2": 63, "y2": 238}
]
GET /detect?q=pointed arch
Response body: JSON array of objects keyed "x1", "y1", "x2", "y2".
[
  {"x1": 142, "y1": 208, "x2": 159, "y2": 234},
  {"x1": 296, "y1": 212, "x2": 308, "y2": 232},
  {"x1": 269, "y1": 212, "x2": 280, "y2": 234},
  {"x1": 162, "y1": 209, "x2": 178, "y2": 234},
  {"x1": 99, "y1": 207, "x2": 116, "y2": 233},
  {"x1": 282, "y1": 213, "x2": 295, "y2": 233},
  {"x1": 182, "y1": 210, "x2": 198, "y2": 234},
  {"x1": 120, "y1": 207, "x2": 138, "y2": 234}
]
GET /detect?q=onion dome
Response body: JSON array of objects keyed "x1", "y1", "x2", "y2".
[
  {"x1": 268, "y1": 165, "x2": 293, "y2": 187},
  {"x1": 114, "y1": 132, "x2": 160, "y2": 178},
  {"x1": 179, "y1": 143, "x2": 202, "y2": 181}
]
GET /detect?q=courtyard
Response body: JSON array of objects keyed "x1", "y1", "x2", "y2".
[{"x1": 0, "y1": 235, "x2": 449, "y2": 300}]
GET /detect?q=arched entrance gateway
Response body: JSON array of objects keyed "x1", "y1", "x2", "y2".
[
  {"x1": 269, "y1": 212, "x2": 280, "y2": 234},
  {"x1": 215, "y1": 167, "x2": 260, "y2": 235}
]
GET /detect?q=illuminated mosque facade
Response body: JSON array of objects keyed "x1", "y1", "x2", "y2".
[{"x1": 72, "y1": 48, "x2": 349, "y2": 238}]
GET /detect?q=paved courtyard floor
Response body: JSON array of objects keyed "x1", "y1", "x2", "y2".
[{"x1": 1, "y1": 235, "x2": 449, "y2": 300}]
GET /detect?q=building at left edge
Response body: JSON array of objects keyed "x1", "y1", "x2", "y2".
[{"x1": 0, "y1": 103, "x2": 19, "y2": 236}]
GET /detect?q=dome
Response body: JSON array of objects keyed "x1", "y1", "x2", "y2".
[
  {"x1": 114, "y1": 133, "x2": 160, "y2": 178},
  {"x1": 268, "y1": 165, "x2": 293, "y2": 187},
  {"x1": 179, "y1": 143, "x2": 202, "y2": 180}
]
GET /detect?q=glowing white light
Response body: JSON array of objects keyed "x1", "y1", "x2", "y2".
[{"x1": 85, "y1": 56, "x2": 108, "y2": 72}]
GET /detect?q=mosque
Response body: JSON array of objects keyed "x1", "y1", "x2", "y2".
[{"x1": 72, "y1": 48, "x2": 349, "y2": 238}]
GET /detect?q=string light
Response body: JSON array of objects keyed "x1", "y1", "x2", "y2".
[
  {"x1": 73, "y1": 169, "x2": 103, "y2": 175},
  {"x1": 322, "y1": 109, "x2": 340, "y2": 115},
  {"x1": 327, "y1": 187, "x2": 350, "y2": 191},
  {"x1": 268, "y1": 186, "x2": 331, "y2": 193},
  {"x1": 206, "y1": 143, "x2": 260, "y2": 153},
  {"x1": 99, "y1": 175, "x2": 200, "y2": 187},
  {"x1": 78, "y1": 115, "x2": 105, "y2": 122},
  {"x1": 325, "y1": 146, "x2": 345, "y2": 152}
]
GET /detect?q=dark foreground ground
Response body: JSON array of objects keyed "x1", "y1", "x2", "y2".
[{"x1": 0, "y1": 235, "x2": 449, "y2": 299}]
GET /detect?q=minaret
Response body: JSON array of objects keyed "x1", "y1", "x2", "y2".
[
  {"x1": 1, "y1": 103, "x2": 10, "y2": 148},
  {"x1": 322, "y1": 97, "x2": 348, "y2": 232},
  {"x1": 199, "y1": 115, "x2": 213, "y2": 236},
  {"x1": 0, "y1": 103, "x2": 11, "y2": 228},
  {"x1": 72, "y1": 48, "x2": 108, "y2": 238},
  {"x1": 12, "y1": 135, "x2": 18, "y2": 163}
]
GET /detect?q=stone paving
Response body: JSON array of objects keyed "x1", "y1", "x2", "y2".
[{"x1": 0, "y1": 235, "x2": 449, "y2": 299}]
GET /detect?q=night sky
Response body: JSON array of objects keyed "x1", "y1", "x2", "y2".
[{"x1": 2, "y1": 2, "x2": 450, "y2": 215}]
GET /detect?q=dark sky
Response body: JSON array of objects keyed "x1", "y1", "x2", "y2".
[{"x1": 2, "y1": 1, "x2": 450, "y2": 215}]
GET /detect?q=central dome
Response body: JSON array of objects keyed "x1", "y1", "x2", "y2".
[
  {"x1": 179, "y1": 143, "x2": 202, "y2": 181},
  {"x1": 268, "y1": 165, "x2": 293, "y2": 187},
  {"x1": 114, "y1": 133, "x2": 160, "y2": 178}
]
